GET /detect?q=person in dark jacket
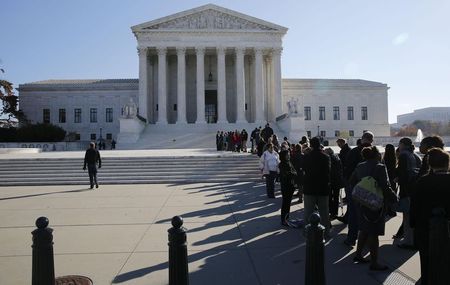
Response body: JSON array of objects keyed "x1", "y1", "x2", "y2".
[
  {"x1": 341, "y1": 131, "x2": 374, "y2": 246},
  {"x1": 324, "y1": 148, "x2": 344, "y2": 219},
  {"x1": 418, "y1": 136, "x2": 445, "y2": 177},
  {"x1": 410, "y1": 148, "x2": 450, "y2": 284},
  {"x1": 83, "y1": 142, "x2": 102, "y2": 189},
  {"x1": 396, "y1": 137, "x2": 422, "y2": 248},
  {"x1": 279, "y1": 150, "x2": 297, "y2": 226},
  {"x1": 382, "y1": 144, "x2": 398, "y2": 217},
  {"x1": 291, "y1": 144, "x2": 305, "y2": 203},
  {"x1": 350, "y1": 146, "x2": 395, "y2": 271},
  {"x1": 337, "y1": 138, "x2": 351, "y2": 170},
  {"x1": 303, "y1": 137, "x2": 331, "y2": 235}
]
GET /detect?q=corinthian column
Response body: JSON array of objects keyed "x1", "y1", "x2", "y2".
[
  {"x1": 157, "y1": 47, "x2": 167, "y2": 124},
  {"x1": 216, "y1": 46, "x2": 227, "y2": 124},
  {"x1": 272, "y1": 47, "x2": 283, "y2": 119},
  {"x1": 138, "y1": 47, "x2": 148, "y2": 122},
  {"x1": 195, "y1": 47, "x2": 206, "y2": 124},
  {"x1": 254, "y1": 47, "x2": 264, "y2": 123},
  {"x1": 235, "y1": 47, "x2": 247, "y2": 123},
  {"x1": 176, "y1": 47, "x2": 187, "y2": 124}
]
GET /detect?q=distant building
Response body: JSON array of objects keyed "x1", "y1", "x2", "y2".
[{"x1": 397, "y1": 107, "x2": 450, "y2": 126}]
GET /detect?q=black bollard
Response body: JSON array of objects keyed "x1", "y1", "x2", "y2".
[
  {"x1": 305, "y1": 211, "x2": 326, "y2": 285},
  {"x1": 168, "y1": 216, "x2": 189, "y2": 285},
  {"x1": 31, "y1": 217, "x2": 55, "y2": 285},
  {"x1": 428, "y1": 208, "x2": 450, "y2": 285}
]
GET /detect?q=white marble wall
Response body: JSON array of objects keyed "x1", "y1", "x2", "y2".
[{"x1": 282, "y1": 79, "x2": 390, "y2": 138}]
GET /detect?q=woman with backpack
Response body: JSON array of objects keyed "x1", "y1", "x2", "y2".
[{"x1": 350, "y1": 146, "x2": 396, "y2": 271}]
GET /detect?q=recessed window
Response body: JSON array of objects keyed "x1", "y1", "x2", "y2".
[
  {"x1": 361, "y1": 106, "x2": 368, "y2": 120},
  {"x1": 319, "y1": 106, "x2": 325, "y2": 120},
  {"x1": 335, "y1": 130, "x2": 340, "y2": 137},
  {"x1": 106, "y1": 133, "x2": 112, "y2": 140},
  {"x1": 74, "y1": 108, "x2": 82, "y2": 123},
  {"x1": 43, "y1": 109, "x2": 50, "y2": 124},
  {"x1": 59, "y1": 109, "x2": 66, "y2": 123},
  {"x1": 304, "y1": 107, "x2": 311, "y2": 120},
  {"x1": 174, "y1": 104, "x2": 177, "y2": 111},
  {"x1": 90, "y1": 108, "x2": 97, "y2": 123},
  {"x1": 320, "y1": 130, "x2": 326, "y2": 137},
  {"x1": 347, "y1": 106, "x2": 354, "y2": 120},
  {"x1": 306, "y1": 131, "x2": 311, "y2": 138},
  {"x1": 75, "y1": 133, "x2": 81, "y2": 141},
  {"x1": 90, "y1": 133, "x2": 96, "y2": 141},
  {"x1": 106, "y1": 108, "x2": 113, "y2": 123},
  {"x1": 349, "y1": 130, "x2": 354, "y2": 137},
  {"x1": 333, "y1": 106, "x2": 340, "y2": 120}
]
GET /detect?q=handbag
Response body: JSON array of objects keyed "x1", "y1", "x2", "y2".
[{"x1": 352, "y1": 176, "x2": 384, "y2": 211}]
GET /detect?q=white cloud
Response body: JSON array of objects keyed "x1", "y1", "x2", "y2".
[{"x1": 393, "y1": 33, "x2": 409, "y2": 46}]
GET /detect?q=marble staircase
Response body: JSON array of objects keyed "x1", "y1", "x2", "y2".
[{"x1": 0, "y1": 154, "x2": 261, "y2": 186}]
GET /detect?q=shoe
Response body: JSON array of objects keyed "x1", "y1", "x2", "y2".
[
  {"x1": 89, "y1": 186, "x2": 94, "y2": 189},
  {"x1": 392, "y1": 234, "x2": 402, "y2": 239},
  {"x1": 96, "y1": 184, "x2": 99, "y2": 188},
  {"x1": 369, "y1": 264, "x2": 389, "y2": 271},
  {"x1": 281, "y1": 221, "x2": 289, "y2": 227},
  {"x1": 353, "y1": 256, "x2": 370, "y2": 264},
  {"x1": 344, "y1": 239, "x2": 355, "y2": 247}
]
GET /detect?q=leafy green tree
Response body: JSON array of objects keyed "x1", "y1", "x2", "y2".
[{"x1": 0, "y1": 69, "x2": 26, "y2": 125}]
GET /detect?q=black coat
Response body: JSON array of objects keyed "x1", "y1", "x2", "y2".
[
  {"x1": 303, "y1": 149, "x2": 330, "y2": 196},
  {"x1": 329, "y1": 153, "x2": 344, "y2": 190},
  {"x1": 338, "y1": 143, "x2": 351, "y2": 168},
  {"x1": 344, "y1": 145, "x2": 364, "y2": 180},
  {"x1": 410, "y1": 173, "x2": 450, "y2": 246}
]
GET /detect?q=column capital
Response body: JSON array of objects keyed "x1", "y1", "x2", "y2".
[
  {"x1": 235, "y1": 47, "x2": 246, "y2": 56},
  {"x1": 271, "y1": 47, "x2": 283, "y2": 56},
  {"x1": 137, "y1": 47, "x2": 148, "y2": 56},
  {"x1": 217, "y1": 46, "x2": 226, "y2": 55},
  {"x1": 195, "y1": 46, "x2": 206, "y2": 54},
  {"x1": 176, "y1": 47, "x2": 186, "y2": 56},
  {"x1": 254, "y1": 47, "x2": 264, "y2": 56},
  {"x1": 156, "y1": 47, "x2": 167, "y2": 56}
]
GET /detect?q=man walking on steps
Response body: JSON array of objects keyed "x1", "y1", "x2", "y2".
[{"x1": 83, "y1": 142, "x2": 102, "y2": 189}]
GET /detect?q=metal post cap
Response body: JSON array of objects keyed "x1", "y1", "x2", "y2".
[
  {"x1": 36, "y1": 217, "x2": 49, "y2": 229},
  {"x1": 309, "y1": 212, "x2": 320, "y2": 226},
  {"x1": 171, "y1": 216, "x2": 184, "y2": 229}
]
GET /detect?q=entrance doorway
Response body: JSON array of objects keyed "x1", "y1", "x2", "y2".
[{"x1": 205, "y1": 90, "x2": 217, "y2": 123}]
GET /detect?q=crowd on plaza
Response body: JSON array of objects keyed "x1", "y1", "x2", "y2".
[{"x1": 228, "y1": 123, "x2": 449, "y2": 282}]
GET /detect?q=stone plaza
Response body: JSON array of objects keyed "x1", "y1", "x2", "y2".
[{"x1": 0, "y1": 149, "x2": 421, "y2": 285}]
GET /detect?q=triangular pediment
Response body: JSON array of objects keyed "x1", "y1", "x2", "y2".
[{"x1": 132, "y1": 4, "x2": 287, "y2": 33}]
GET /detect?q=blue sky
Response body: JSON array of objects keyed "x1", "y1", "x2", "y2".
[{"x1": 1, "y1": 0, "x2": 449, "y2": 123}]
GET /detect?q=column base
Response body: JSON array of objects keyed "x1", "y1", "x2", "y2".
[
  {"x1": 155, "y1": 120, "x2": 168, "y2": 125},
  {"x1": 176, "y1": 121, "x2": 188, "y2": 125},
  {"x1": 195, "y1": 120, "x2": 207, "y2": 124},
  {"x1": 235, "y1": 120, "x2": 248, "y2": 124},
  {"x1": 216, "y1": 120, "x2": 229, "y2": 124}
]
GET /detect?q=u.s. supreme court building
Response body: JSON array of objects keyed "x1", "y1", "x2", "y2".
[{"x1": 18, "y1": 4, "x2": 390, "y2": 147}]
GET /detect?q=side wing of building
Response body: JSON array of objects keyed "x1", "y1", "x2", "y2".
[
  {"x1": 282, "y1": 79, "x2": 390, "y2": 138},
  {"x1": 18, "y1": 79, "x2": 138, "y2": 141}
]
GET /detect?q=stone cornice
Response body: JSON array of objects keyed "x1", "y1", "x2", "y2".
[{"x1": 18, "y1": 80, "x2": 139, "y2": 92}]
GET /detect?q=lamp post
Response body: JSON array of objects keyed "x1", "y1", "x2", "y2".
[
  {"x1": 100, "y1": 128, "x2": 103, "y2": 139},
  {"x1": 317, "y1": 125, "x2": 320, "y2": 137}
]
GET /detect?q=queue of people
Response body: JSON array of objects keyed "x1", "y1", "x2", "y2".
[{"x1": 257, "y1": 127, "x2": 449, "y2": 280}]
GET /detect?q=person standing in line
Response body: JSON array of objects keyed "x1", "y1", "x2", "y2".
[
  {"x1": 241, "y1": 129, "x2": 248, "y2": 152},
  {"x1": 396, "y1": 137, "x2": 422, "y2": 249},
  {"x1": 351, "y1": 146, "x2": 396, "y2": 271},
  {"x1": 279, "y1": 150, "x2": 297, "y2": 226},
  {"x1": 291, "y1": 144, "x2": 305, "y2": 203},
  {"x1": 83, "y1": 142, "x2": 102, "y2": 189},
  {"x1": 342, "y1": 131, "x2": 374, "y2": 246},
  {"x1": 111, "y1": 139, "x2": 116, "y2": 150},
  {"x1": 303, "y1": 137, "x2": 331, "y2": 236},
  {"x1": 250, "y1": 127, "x2": 258, "y2": 153},
  {"x1": 324, "y1": 147, "x2": 344, "y2": 220},
  {"x1": 410, "y1": 148, "x2": 450, "y2": 285},
  {"x1": 418, "y1": 136, "x2": 445, "y2": 177},
  {"x1": 260, "y1": 143, "x2": 280, "y2": 198}
]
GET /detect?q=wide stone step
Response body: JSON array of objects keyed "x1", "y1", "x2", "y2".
[{"x1": 0, "y1": 153, "x2": 261, "y2": 186}]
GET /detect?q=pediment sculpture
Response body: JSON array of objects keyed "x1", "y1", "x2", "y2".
[{"x1": 144, "y1": 9, "x2": 276, "y2": 31}]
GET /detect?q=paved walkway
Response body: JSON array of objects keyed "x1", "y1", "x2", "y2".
[{"x1": 0, "y1": 181, "x2": 420, "y2": 284}]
